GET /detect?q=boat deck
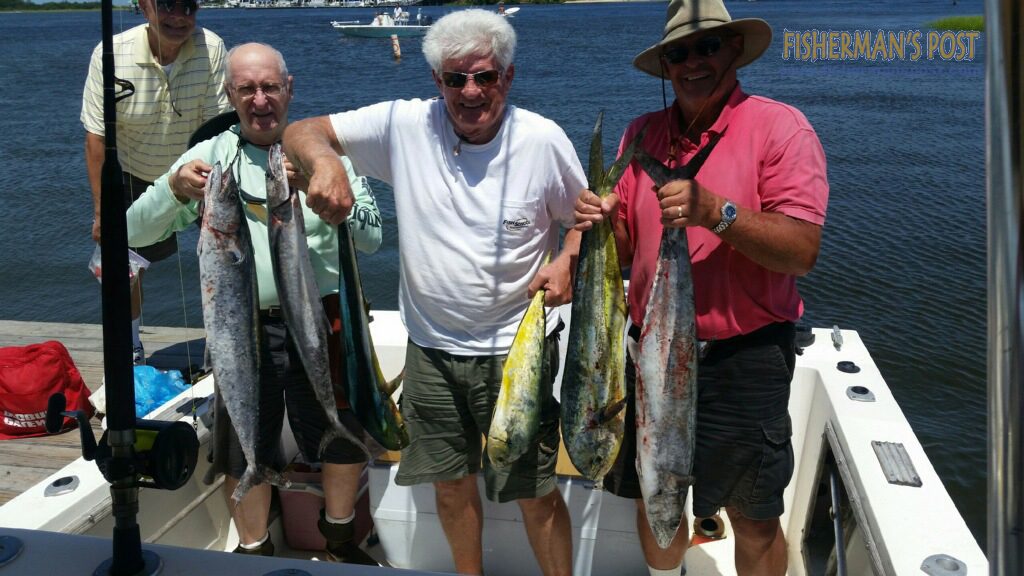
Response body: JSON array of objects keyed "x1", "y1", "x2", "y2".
[{"x1": 0, "y1": 320, "x2": 205, "y2": 506}]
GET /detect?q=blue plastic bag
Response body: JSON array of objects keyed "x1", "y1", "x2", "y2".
[{"x1": 134, "y1": 365, "x2": 190, "y2": 417}]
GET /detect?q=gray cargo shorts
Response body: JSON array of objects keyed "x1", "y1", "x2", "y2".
[{"x1": 395, "y1": 331, "x2": 563, "y2": 504}]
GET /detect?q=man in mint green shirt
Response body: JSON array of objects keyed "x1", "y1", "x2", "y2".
[{"x1": 126, "y1": 42, "x2": 382, "y2": 564}]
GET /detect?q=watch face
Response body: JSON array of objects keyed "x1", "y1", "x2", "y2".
[{"x1": 724, "y1": 203, "x2": 737, "y2": 220}]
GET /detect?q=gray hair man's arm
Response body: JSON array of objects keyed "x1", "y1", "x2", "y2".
[{"x1": 282, "y1": 116, "x2": 353, "y2": 226}]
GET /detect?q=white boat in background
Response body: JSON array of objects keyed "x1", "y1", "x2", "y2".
[
  {"x1": 0, "y1": 307, "x2": 988, "y2": 575},
  {"x1": 500, "y1": 6, "x2": 520, "y2": 17},
  {"x1": 331, "y1": 10, "x2": 431, "y2": 38}
]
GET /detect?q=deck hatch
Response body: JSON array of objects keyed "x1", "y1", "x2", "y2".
[
  {"x1": 921, "y1": 553, "x2": 967, "y2": 575},
  {"x1": 0, "y1": 535, "x2": 23, "y2": 567},
  {"x1": 871, "y1": 441, "x2": 922, "y2": 487},
  {"x1": 44, "y1": 475, "x2": 79, "y2": 497}
]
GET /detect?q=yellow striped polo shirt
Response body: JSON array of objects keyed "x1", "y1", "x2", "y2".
[{"x1": 81, "y1": 24, "x2": 232, "y2": 183}]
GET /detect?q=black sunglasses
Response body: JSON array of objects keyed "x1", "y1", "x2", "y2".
[
  {"x1": 156, "y1": 0, "x2": 199, "y2": 16},
  {"x1": 440, "y1": 69, "x2": 502, "y2": 89},
  {"x1": 662, "y1": 35, "x2": 725, "y2": 65}
]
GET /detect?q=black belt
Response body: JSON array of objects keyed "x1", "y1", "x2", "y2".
[{"x1": 628, "y1": 321, "x2": 793, "y2": 355}]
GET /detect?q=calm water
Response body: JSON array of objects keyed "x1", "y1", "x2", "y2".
[{"x1": 0, "y1": 0, "x2": 988, "y2": 549}]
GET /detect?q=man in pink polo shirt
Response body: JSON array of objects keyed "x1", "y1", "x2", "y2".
[{"x1": 575, "y1": 0, "x2": 828, "y2": 575}]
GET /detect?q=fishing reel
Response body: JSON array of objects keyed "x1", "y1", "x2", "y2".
[{"x1": 46, "y1": 392, "x2": 199, "y2": 491}]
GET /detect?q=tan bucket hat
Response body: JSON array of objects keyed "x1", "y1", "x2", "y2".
[{"x1": 633, "y1": 0, "x2": 772, "y2": 77}]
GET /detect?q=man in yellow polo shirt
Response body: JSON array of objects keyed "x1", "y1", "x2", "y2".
[{"x1": 82, "y1": 0, "x2": 231, "y2": 364}]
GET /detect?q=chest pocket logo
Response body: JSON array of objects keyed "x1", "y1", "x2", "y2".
[
  {"x1": 503, "y1": 217, "x2": 531, "y2": 232},
  {"x1": 496, "y1": 199, "x2": 539, "y2": 247}
]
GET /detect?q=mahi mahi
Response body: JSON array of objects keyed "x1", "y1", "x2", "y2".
[
  {"x1": 633, "y1": 132, "x2": 723, "y2": 548},
  {"x1": 337, "y1": 219, "x2": 409, "y2": 451},
  {"x1": 199, "y1": 163, "x2": 286, "y2": 502},
  {"x1": 560, "y1": 112, "x2": 644, "y2": 481},
  {"x1": 487, "y1": 262, "x2": 549, "y2": 470},
  {"x1": 266, "y1": 144, "x2": 370, "y2": 459}
]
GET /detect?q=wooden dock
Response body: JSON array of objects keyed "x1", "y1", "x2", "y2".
[{"x1": 0, "y1": 320, "x2": 205, "y2": 506}]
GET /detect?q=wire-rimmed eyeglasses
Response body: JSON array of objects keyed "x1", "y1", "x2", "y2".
[{"x1": 231, "y1": 83, "x2": 285, "y2": 101}]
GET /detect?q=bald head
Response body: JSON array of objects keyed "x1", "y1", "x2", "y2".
[
  {"x1": 226, "y1": 42, "x2": 288, "y2": 86},
  {"x1": 225, "y1": 43, "x2": 293, "y2": 147}
]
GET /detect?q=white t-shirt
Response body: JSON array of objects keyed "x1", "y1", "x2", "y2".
[{"x1": 331, "y1": 98, "x2": 586, "y2": 355}]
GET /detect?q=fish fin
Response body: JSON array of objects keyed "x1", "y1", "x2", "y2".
[
  {"x1": 319, "y1": 422, "x2": 372, "y2": 461},
  {"x1": 595, "y1": 396, "x2": 628, "y2": 425},
  {"x1": 600, "y1": 124, "x2": 648, "y2": 197},
  {"x1": 231, "y1": 466, "x2": 259, "y2": 503},
  {"x1": 381, "y1": 367, "x2": 405, "y2": 397},
  {"x1": 262, "y1": 466, "x2": 291, "y2": 490},
  {"x1": 634, "y1": 148, "x2": 675, "y2": 189},
  {"x1": 681, "y1": 126, "x2": 726, "y2": 179},
  {"x1": 587, "y1": 111, "x2": 606, "y2": 191}
]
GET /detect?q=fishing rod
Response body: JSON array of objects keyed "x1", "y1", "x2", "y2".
[
  {"x1": 95, "y1": 0, "x2": 151, "y2": 572},
  {"x1": 42, "y1": 2, "x2": 201, "y2": 574}
]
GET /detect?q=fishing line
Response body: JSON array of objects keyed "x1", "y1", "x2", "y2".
[
  {"x1": 659, "y1": 39, "x2": 740, "y2": 166},
  {"x1": 145, "y1": 1, "x2": 200, "y2": 426}
]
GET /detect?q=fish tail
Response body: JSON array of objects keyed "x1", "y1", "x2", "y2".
[
  {"x1": 381, "y1": 367, "x2": 405, "y2": 397},
  {"x1": 231, "y1": 466, "x2": 260, "y2": 503},
  {"x1": 645, "y1": 492, "x2": 686, "y2": 549},
  {"x1": 317, "y1": 428, "x2": 343, "y2": 459},
  {"x1": 319, "y1": 422, "x2": 372, "y2": 461},
  {"x1": 261, "y1": 466, "x2": 291, "y2": 490}
]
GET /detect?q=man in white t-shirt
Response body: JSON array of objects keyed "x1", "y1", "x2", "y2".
[{"x1": 283, "y1": 9, "x2": 584, "y2": 575}]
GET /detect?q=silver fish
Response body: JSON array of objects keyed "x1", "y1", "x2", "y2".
[
  {"x1": 633, "y1": 133, "x2": 722, "y2": 548},
  {"x1": 198, "y1": 163, "x2": 286, "y2": 502},
  {"x1": 266, "y1": 144, "x2": 370, "y2": 460}
]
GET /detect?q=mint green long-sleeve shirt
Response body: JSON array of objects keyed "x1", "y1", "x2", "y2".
[{"x1": 126, "y1": 125, "x2": 382, "y2": 309}]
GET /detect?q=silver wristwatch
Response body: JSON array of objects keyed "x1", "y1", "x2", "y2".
[{"x1": 711, "y1": 200, "x2": 737, "y2": 234}]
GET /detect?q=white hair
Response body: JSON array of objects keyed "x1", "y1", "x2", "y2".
[{"x1": 422, "y1": 9, "x2": 516, "y2": 73}]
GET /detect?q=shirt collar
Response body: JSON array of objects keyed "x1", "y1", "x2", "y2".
[
  {"x1": 134, "y1": 24, "x2": 196, "y2": 71},
  {"x1": 667, "y1": 82, "x2": 747, "y2": 152}
]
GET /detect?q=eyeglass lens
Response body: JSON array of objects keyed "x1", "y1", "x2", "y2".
[
  {"x1": 156, "y1": 0, "x2": 198, "y2": 16},
  {"x1": 441, "y1": 70, "x2": 501, "y2": 89},
  {"x1": 663, "y1": 35, "x2": 724, "y2": 65},
  {"x1": 234, "y1": 83, "x2": 283, "y2": 99}
]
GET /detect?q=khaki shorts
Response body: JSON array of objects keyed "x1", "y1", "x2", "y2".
[{"x1": 395, "y1": 332, "x2": 562, "y2": 503}]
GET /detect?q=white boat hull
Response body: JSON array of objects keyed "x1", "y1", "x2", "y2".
[
  {"x1": 0, "y1": 310, "x2": 987, "y2": 575},
  {"x1": 333, "y1": 25, "x2": 428, "y2": 38},
  {"x1": 331, "y1": 14, "x2": 429, "y2": 38}
]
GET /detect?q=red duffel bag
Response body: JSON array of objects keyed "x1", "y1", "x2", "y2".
[{"x1": 0, "y1": 340, "x2": 94, "y2": 439}]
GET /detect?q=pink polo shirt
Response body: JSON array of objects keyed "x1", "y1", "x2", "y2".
[{"x1": 616, "y1": 84, "x2": 828, "y2": 341}]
